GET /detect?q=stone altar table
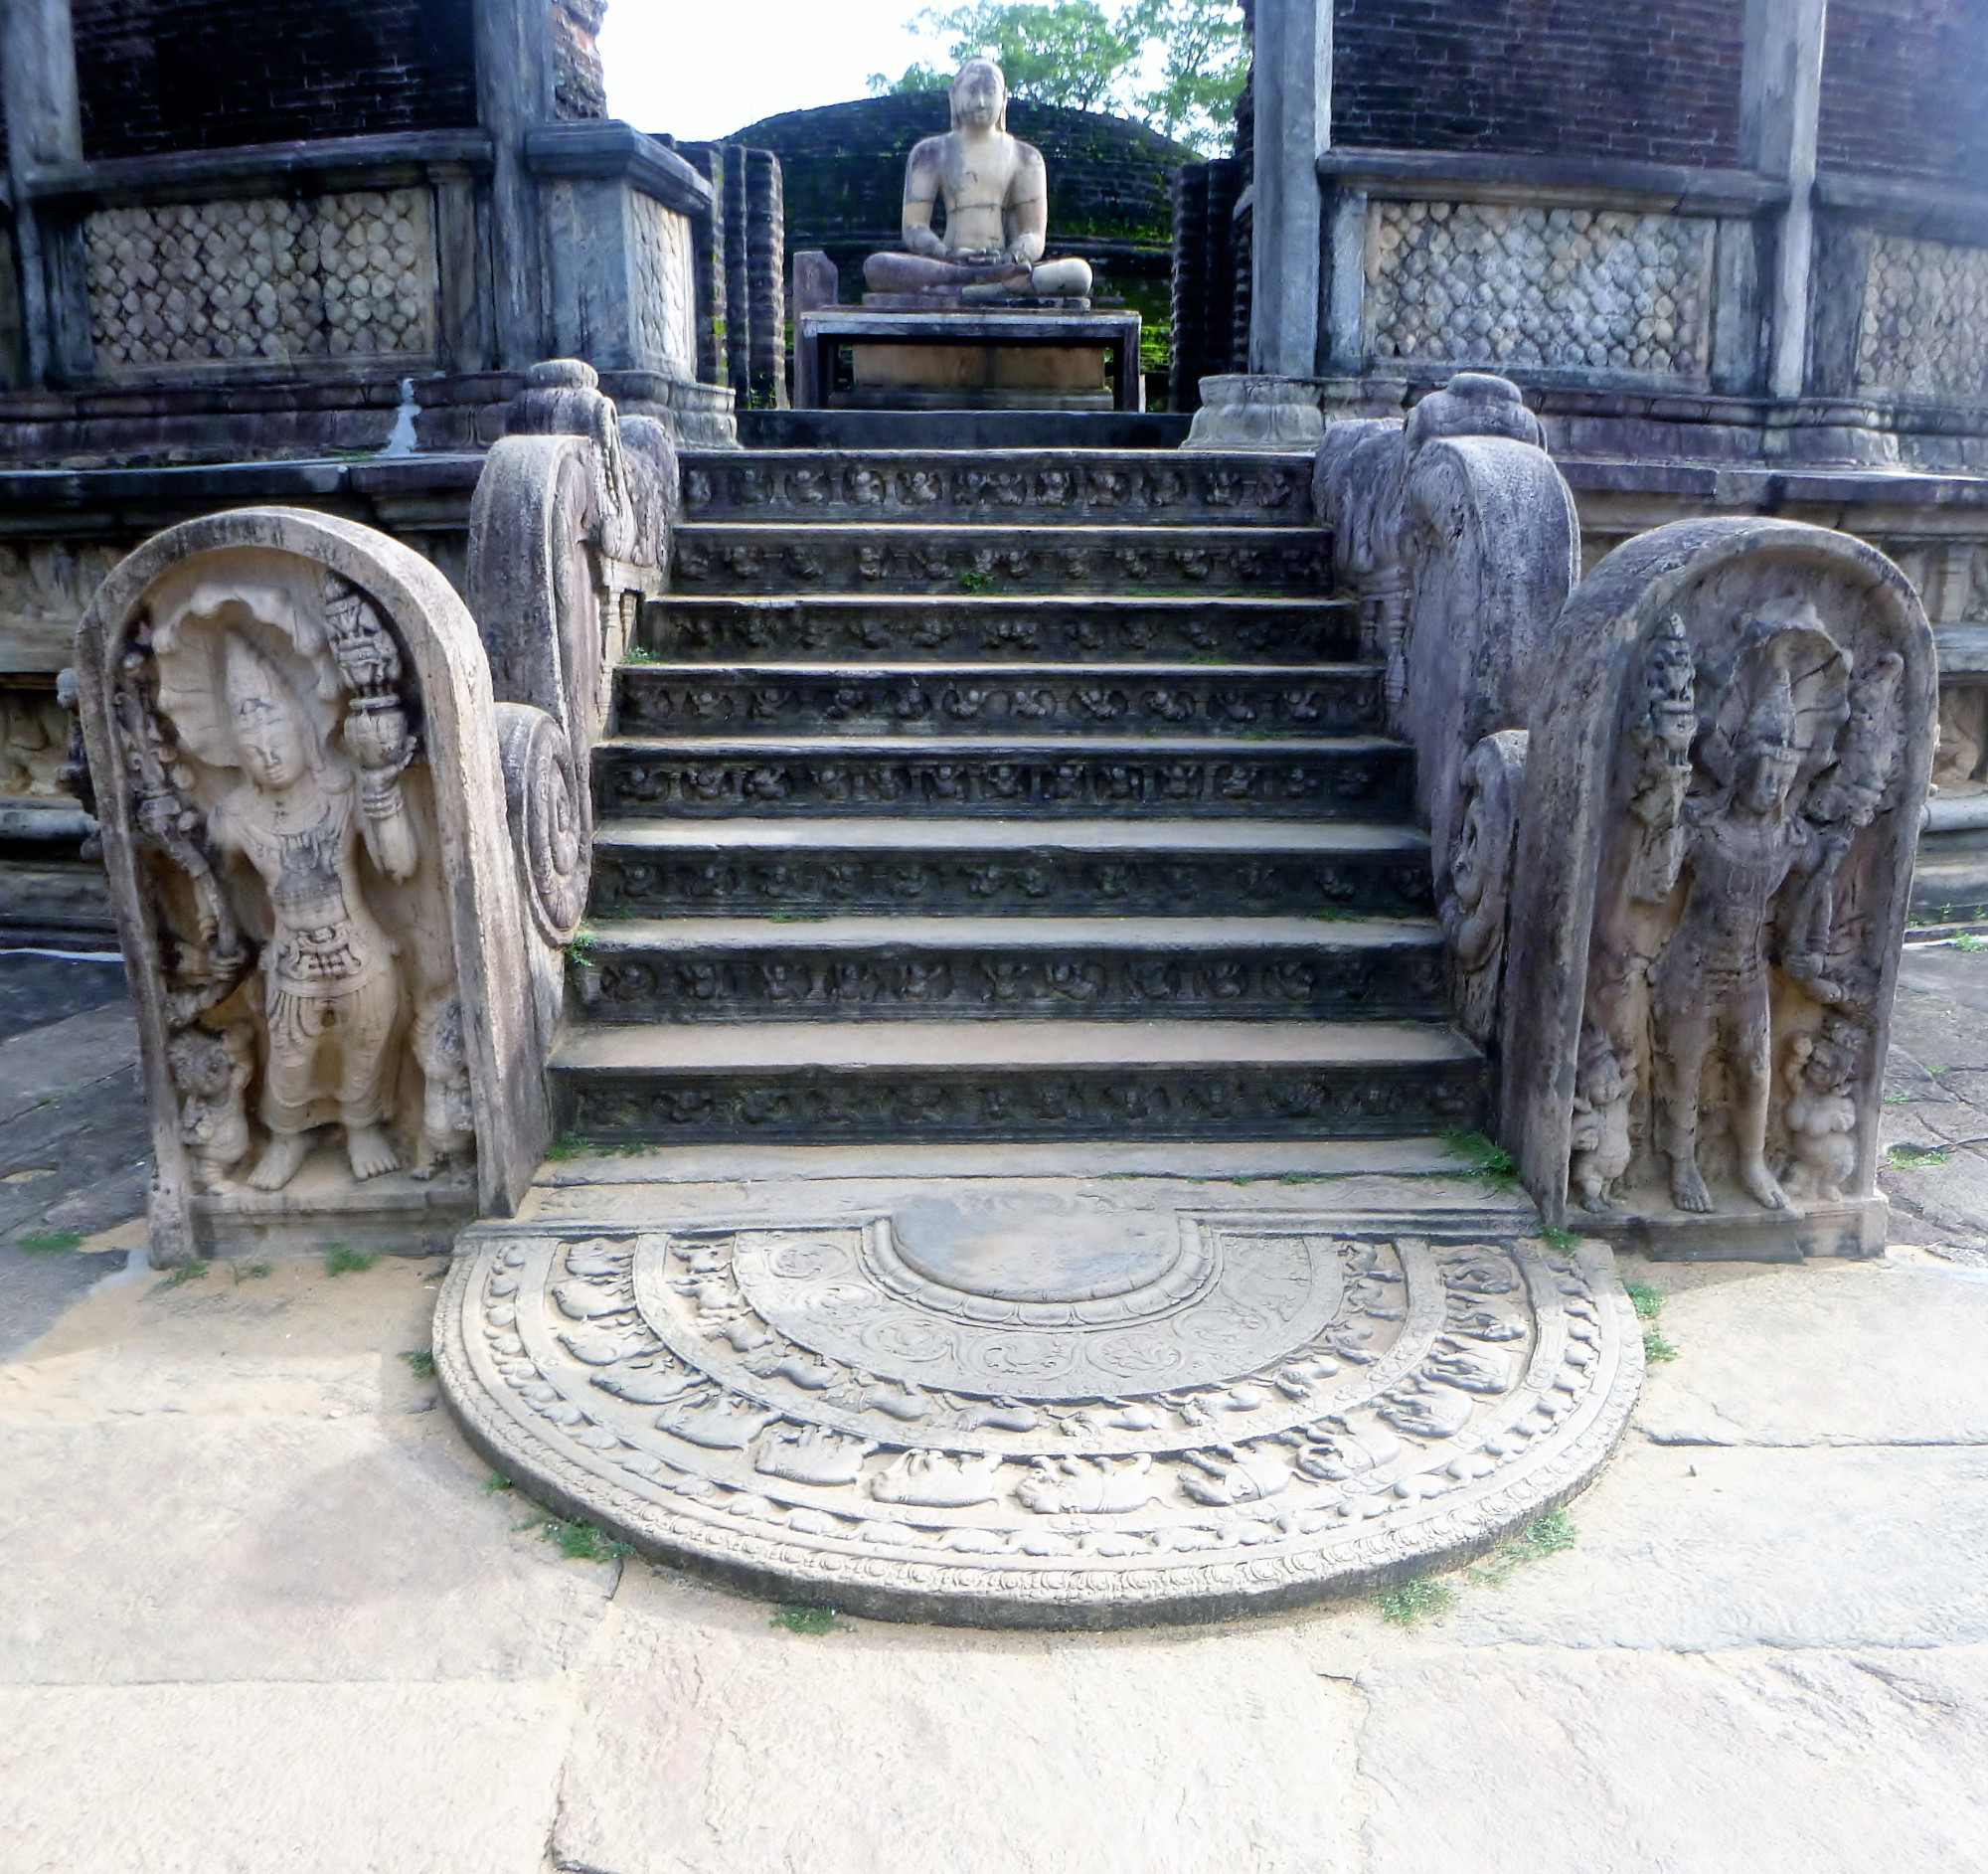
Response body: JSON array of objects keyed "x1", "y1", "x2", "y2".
[{"x1": 795, "y1": 307, "x2": 1143, "y2": 413}]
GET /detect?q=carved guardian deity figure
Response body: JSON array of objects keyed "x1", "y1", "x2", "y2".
[
  {"x1": 1499, "y1": 516, "x2": 1937, "y2": 1255},
  {"x1": 862, "y1": 59, "x2": 1093, "y2": 301},
  {"x1": 207, "y1": 633, "x2": 413, "y2": 1190}
]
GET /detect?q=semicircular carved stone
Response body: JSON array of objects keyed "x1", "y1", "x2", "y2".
[
  {"x1": 73, "y1": 509, "x2": 548, "y2": 1265},
  {"x1": 1500, "y1": 517, "x2": 1937, "y2": 1257},
  {"x1": 437, "y1": 1213, "x2": 1641, "y2": 1626}
]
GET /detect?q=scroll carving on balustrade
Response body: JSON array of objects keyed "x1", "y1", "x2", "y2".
[
  {"x1": 75, "y1": 510, "x2": 548, "y2": 1264},
  {"x1": 1499, "y1": 518, "x2": 1936, "y2": 1258},
  {"x1": 1315, "y1": 371, "x2": 1578, "y2": 931},
  {"x1": 464, "y1": 358, "x2": 677, "y2": 1036}
]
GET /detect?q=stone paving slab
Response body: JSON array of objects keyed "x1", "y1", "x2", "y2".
[
  {"x1": 0, "y1": 1680, "x2": 575, "y2": 1874},
  {"x1": 5, "y1": 950, "x2": 1988, "y2": 1869},
  {"x1": 1353, "y1": 1643, "x2": 1988, "y2": 1874},
  {"x1": 552, "y1": 1568, "x2": 1367, "y2": 1874}
]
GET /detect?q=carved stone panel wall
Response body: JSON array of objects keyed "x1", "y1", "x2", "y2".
[
  {"x1": 629, "y1": 196, "x2": 698, "y2": 380},
  {"x1": 1500, "y1": 518, "x2": 1936, "y2": 1257},
  {"x1": 1364, "y1": 201, "x2": 1715, "y2": 381},
  {"x1": 83, "y1": 189, "x2": 439, "y2": 374},
  {"x1": 1856, "y1": 232, "x2": 1988, "y2": 404},
  {"x1": 1, "y1": 541, "x2": 131, "y2": 675},
  {"x1": 75, "y1": 509, "x2": 546, "y2": 1263}
]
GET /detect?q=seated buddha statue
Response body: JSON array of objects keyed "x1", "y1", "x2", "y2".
[{"x1": 863, "y1": 58, "x2": 1094, "y2": 302}]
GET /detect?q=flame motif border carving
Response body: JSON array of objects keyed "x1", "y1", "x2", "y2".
[{"x1": 437, "y1": 1220, "x2": 1640, "y2": 1623}]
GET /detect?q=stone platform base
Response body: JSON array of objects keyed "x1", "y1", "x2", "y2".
[
  {"x1": 1600, "y1": 1192, "x2": 1889, "y2": 1263},
  {"x1": 186, "y1": 1149, "x2": 477, "y2": 1261},
  {"x1": 435, "y1": 1146, "x2": 1640, "y2": 1626}
]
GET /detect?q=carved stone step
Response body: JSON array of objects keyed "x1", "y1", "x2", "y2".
[
  {"x1": 592, "y1": 734, "x2": 1413, "y2": 820},
  {"x1": 679, "y1": 448, "x2": 1314, "y2": 526},
  {"x1": 671, "y1": 524, "x2": 1334, "y2": 596},
  {"x1": 587, "y1": 817, "x2": 1435, "y2": 920},
  {"x1": 550, "y1": 1018, "x2": 1488, "y2": 1145},
  {"x1": 643, "y1": 594, "x2": 1358, "y2": 665},
  {"x1": 613, "y1": 663, "x2": 1384, "y2": 739},
  {"x1": 573, "y1": 915, "x2": 1450, "y2": 1023}
]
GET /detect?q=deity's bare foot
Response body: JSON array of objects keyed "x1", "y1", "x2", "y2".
[
  {"x1": 1739, "y1": 1158, "x2": 1789, "y2": 1210},
  {"x1": 1669, "y1": 1158, "x2": 1715, "y2": 1213},
  {"x1": 346, "y1": 1124, "x2": 402, "y2": 1182},
  {"x1": 248, "y1": 1132, "x2": 311, "y2": 1192},
  {"x1": 1577, "y1": 1185, "x2": 1613, "y2": 1215}
]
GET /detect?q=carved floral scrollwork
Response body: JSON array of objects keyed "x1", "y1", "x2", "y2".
[{"x1": 496, "y1": 703, "x2": 591, "y2": 945}]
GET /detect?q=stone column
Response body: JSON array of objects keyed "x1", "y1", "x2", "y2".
[
  {"x1": 1741, "y1": 0, "x2": 1827, "y2": 402},
  {"x1": 1246, "y1": 0, "x2": 1330, "y2": 380},
  {"x1": 2, "y1": 0, "x2": 82, "y2": 389},
  {"x1": 475, "y1": 0, "x2": 556, "y2": 367}
]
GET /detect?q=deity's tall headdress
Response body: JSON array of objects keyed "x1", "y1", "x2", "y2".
[{"x1": 1740, "y1": 661, "x2": 1798, "y2": 755}]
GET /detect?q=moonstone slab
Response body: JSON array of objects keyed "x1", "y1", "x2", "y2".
[{"x1": 437, "y1": 1204, "x2": 1640, "y2": 1625}]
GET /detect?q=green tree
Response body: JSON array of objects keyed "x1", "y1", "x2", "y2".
[
  {"x1": 872, "y1": 3, "x2": 1142, "y2": 112},
  {"x1": 867, "y1": 0, "x2": 1246, "y2": 153},
  {"x1": 1124, "y1": 0, "x2": 1247, "y2": 151}
]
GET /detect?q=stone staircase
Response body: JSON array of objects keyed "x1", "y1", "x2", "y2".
[{"x1": 550, "y1": 447, "x2": 1487, "y2": 1146}]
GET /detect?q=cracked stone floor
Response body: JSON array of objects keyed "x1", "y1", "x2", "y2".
[{"x1": 3, "y1": 945, "x2": 1987, "y2": 1873}]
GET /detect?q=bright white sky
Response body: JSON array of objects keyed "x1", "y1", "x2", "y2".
[{"x1": 600, "y1": 0, "x2": 935, "y2": 142}]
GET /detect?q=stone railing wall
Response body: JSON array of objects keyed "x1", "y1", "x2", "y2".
[
  {"x1": 24, "y1": 132, "x2": 494, "y2": 384},
  {"x1": 1810, "y1": 175, "x2": 1988, "y2": 416},
  {"x1": 1316, "y1": 151, "x2": 1785, "y2": 396}
]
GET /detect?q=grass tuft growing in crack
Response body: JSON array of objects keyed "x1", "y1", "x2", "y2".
[
  {"x1": 159, "y1": 1258, "x2": 211, "y2": 1289},
  {"x1": 323, "y1": 1245, "x2": 378, "y2": 1277},
  {"x1": 400, "y1": 1348, "x2": 436, "y2": 1380},
  {"x1": 1643, "y1": 1328, "x2": 1679, "y2": 1363},
  {"x1": 484, "y1": 1471, "x2": 514, "y2": 1493},
  {"x1": 1889, "y1": 1142, "x2": 1952, "y2": 1168},
  {"x1": 230, "y1": 1260, "x2": 273, "y2": 1282},
  {"x1": 1441, "y1": 1126, "x2": 1517, "y2": 1192},
  {"x1": 1621, "y1": 1278, "x2": 1665, "y2": 1320},
  {"x1": 15, "y1": 1229, "x2": 83, "y2": 1254},
  {"x1": 539, "y1": 1517, "x2": 631, "y2": 1564},
  {"x1": 1537, "y1": 1225, "x2": 1582, "y2": 1254},
  {"x1": 1374, "y1": 1578, "x2": 1454, "y2": 1625},
  {"x1": 770, "y1": 1603, "x2": 843, "y2": 1635},
  {"x1": 1470, "y1": 1509, "x2": 1577, "y2": 1586}
]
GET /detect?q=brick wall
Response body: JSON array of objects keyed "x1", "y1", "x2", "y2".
[
  {"x1": 72, "y1": 0, "x2": 480, "y2": 160},
  {"x1": 1329, "y1": 0, "x2": 1744, "y2": 165},
  {"x1": 1819, "y1": 0, "x2": 1988, "y2": 188},
  {"x1": 554, "y1": 0, "x2": 608, "y2": 121}
]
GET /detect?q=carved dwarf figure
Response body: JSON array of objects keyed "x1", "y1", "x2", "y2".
[
  {"x1": 210, "y1": 635, "x2": 414, "y2": 1191},
  {"x1": 411, "y1": 995, "x2": 475, "y2": 1180},
  {"x1": 1778, "y1": 1018, "x2": 1863, "y2": 1201},
  {"x1": 863, "y1": 59, "x2": 1093, "y2": 300},
  {"x1": 1569, "y1": 1029, "x2": 1632, "y2": 1214},
  {"x1": 167, "y1": 1021, "x2": 254, "y2": 1190},
  {"x1": 1649, "y1": 662, "x2": 1813, "y2": 1214}
]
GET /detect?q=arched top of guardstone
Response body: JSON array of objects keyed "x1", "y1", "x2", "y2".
[{"x1": 1499, "y1": 515, "x2": 1935, "y2": 1247}]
